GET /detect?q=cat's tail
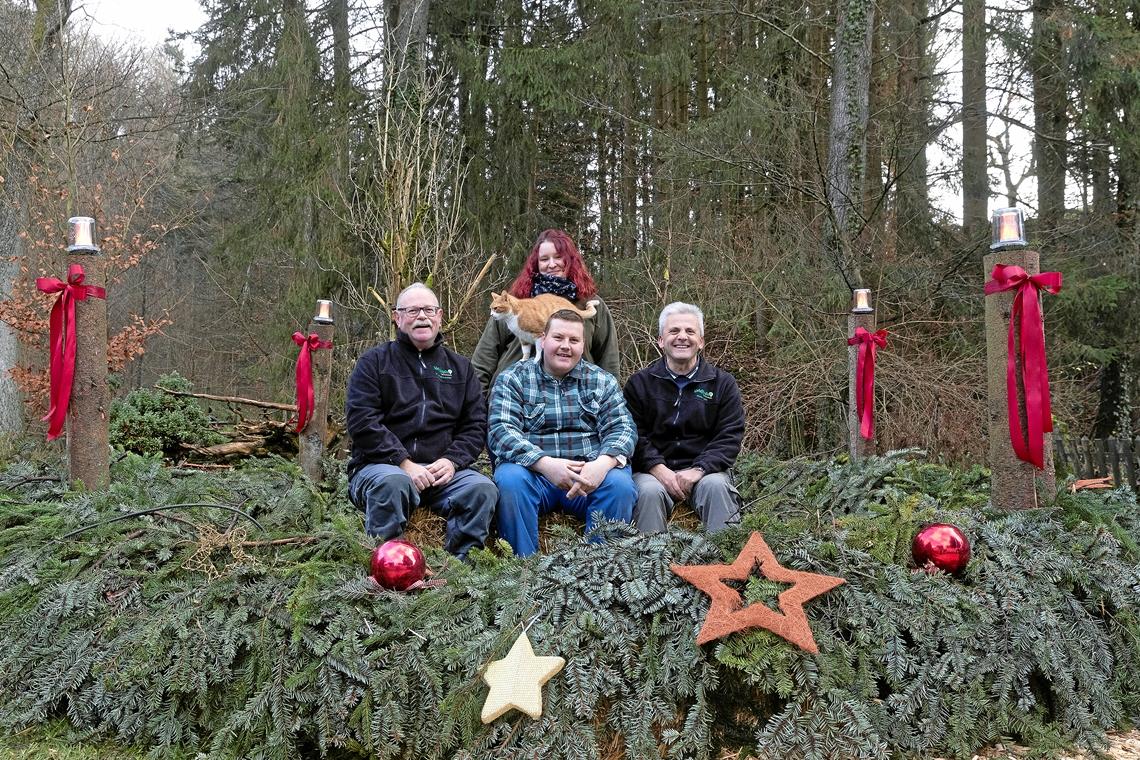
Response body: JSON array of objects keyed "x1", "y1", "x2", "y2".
[{"x1": 580, "y1": 299, "x2": 600, "y2": 318}]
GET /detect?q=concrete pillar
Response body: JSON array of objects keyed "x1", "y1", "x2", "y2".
[
  {"x1": 298, "y1": 300, "x2": 334, "y2": 482},
  {"x1": 984, "y1": 249, "x2": 1056, "y2": 509}
]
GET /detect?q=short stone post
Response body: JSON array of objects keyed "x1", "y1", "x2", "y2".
[
  {"x1": 298, "y1": 299, "x2": 335, "y2": 483},
  {"x1": 984, "y1": 208, "x2": 1057, "y2": 509},
  {"x1": 847, "y1": 288, "x2": 876, "y2": 460},
  {"x1": 67, "y1": 216, "x2": 110, "y2": 489}
]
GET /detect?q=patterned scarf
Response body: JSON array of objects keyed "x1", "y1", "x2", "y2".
[{"x1": 531, "y1": 273, "x2": 578, "y2": 302}]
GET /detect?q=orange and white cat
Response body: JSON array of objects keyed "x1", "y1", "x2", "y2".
[{"x1": 489, "y1": 291, "x2": 599, "y2": 361}]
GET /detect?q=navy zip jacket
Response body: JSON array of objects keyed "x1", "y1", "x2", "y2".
[
  {"x1": 623, "y1": 356, "x2": 745, "y2": 474},
  {"x1": 346, "y1": 332, "x2": 487, "y2": 479}
]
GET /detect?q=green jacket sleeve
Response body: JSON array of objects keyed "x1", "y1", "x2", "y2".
[
  {"x1": 472, "y1": 316, "x2": 512, "y2": 397},
  {"x1": 588, "y1": 299, "x2": 621, "y2": 379}
]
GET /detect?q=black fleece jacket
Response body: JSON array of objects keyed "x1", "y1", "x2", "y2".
[
  {"x1": 623, "y1": 356, "x2": 744, "y2": 474},
  {"x1": 345, "y1": 332, "x2": 487, "y2": 478}
]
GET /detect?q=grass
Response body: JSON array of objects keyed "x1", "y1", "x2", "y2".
[{"x1": 0, "y1": 722, "x2": 140, "y2": 759}]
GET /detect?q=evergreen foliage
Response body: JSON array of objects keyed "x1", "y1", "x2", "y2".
[
  {"x1": 108, "y1": 373, "x2": 225, "y2": 458},
  {"x1": 0, "y1": 452, "x2": 1137, "y2": 759}
]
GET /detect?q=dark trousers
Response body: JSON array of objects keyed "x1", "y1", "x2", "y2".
[{"x1": 349, "y1": 464, "x2": 496, "y2": 560}]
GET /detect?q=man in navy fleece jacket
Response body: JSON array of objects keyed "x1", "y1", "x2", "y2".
[{"x1": 345, "y1": 283, "x2": 496, "y2": 560}]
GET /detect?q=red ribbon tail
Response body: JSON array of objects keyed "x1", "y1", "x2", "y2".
[
  {"x1": 43, "y1": 294, "x2": 71, "y2": 440},
  {"x1": 294, "y1": 344, "x2": 313, "y2": 433},
  {"x1": 859, "y1": 343, "x2": 876, "y2": 440},
  {"x1": 1020, "y1": 285, "x2": 1050, "y2": 469},
  {"x1": 1004, "y1": 290, "x2": 1031, "y2": 463}
]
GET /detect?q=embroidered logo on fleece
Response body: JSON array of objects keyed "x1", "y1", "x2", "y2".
[
  {"x1": 432, "y1": 366, "x2": 454, "y2": 379},
  {"x1": 694, "y1": 388, "x2": 714, "y2": 401}
]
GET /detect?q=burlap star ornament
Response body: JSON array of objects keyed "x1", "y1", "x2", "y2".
[
  {"x1": 671, "y1": 531, "x2": 845, "y2": 653},
  {"x1": 480, "y1": 630, "x2": 565, "y2": 723}
]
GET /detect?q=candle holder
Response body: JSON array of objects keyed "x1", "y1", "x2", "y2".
[
  {"x1": 990, "y1": 207, "x2": 1027, "y2": 251},
  {"x1": 313, "y1": 299, "x2": 334, "y2": 324},
  {"x1": 67, "y1": 216, "x2": 99, "y2": 253},
  {"x1": 851, "y1": 288, "x2": 873, "y2": 314}
]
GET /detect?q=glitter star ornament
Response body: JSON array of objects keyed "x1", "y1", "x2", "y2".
[
  {"x1": 671, "y1": 532, "x2": 846, "y2": 653},
  {"x1": 480, "y1": 630, "x2": 566, "y2": 723}
]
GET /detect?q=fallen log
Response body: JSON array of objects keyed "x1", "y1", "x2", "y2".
[{"x1": 183, "y1": 439, "x2": 269, "y2": 458}]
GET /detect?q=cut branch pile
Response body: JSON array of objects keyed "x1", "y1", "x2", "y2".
[
  {"x1": 156, "y1": 386, "x2": 344, "y2": 464},
  {"x1": 1, "y1": 452, "x2": 1139, "y2": 759}
]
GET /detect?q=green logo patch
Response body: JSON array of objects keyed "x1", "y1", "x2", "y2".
[
  {"x1": 432, "y1": 366, "x2": 454, "y2": 379},
  {"x1": 694, "y1": 388, "x2": 714, "y2": 401}
]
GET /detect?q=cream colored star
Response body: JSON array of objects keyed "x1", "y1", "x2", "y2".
[{"x1": 480, "y1": 630, "x2": 565, "y2": 723}]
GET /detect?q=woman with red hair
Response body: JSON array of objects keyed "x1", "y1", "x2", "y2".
[{"x1": 473, "y1": 229, "x2": 620, "y2": 392}]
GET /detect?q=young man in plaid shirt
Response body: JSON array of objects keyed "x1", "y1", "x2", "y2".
[{"x1": 488, "y1": 309, "x2": 637, "y2": 556}]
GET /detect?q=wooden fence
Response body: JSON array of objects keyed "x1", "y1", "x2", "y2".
[{"x1": 1053, "y1": 434, "x2": 1139, "y2": 491}]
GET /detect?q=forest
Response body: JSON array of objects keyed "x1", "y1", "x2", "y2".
[
  {"x1": 2, "y1": 3, "x2": 1140, "y2": 758},
  {"x1": 0, "y1": 0, "x2": 1137, "y2": 459}
]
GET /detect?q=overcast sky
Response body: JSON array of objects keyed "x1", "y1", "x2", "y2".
[{"x1": 77, "y1": 0, "x2": 206, "y2": 56}]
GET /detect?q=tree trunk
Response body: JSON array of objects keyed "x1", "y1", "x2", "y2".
[
  {"x1": 962, "y1": 0, "x2": 988, "y2": 237},
  {"x1": 389, "y1": 0, "x2": 430, "y2": 88},
  {"x1": 892, "y1": 0, "x2": 928, "y2": 252},
  {"x1": 1032, "y1": 0, "x2": 1067, "y2": 237},
  {"x1": 0, "y1": 0, "x2": 74, "y2": 433},
  {"x1": 0, "y1": 205, "x2": 23, "y2": 432},
  {"x1": 823, "y1": 0, "x2": 875, "y2": 286},
  {"x1": 1092, "y1": 359, "x2": 1132, "y2": 439},
  {"x1": 621, "y1": 80, "x2": 638, "y2": 260},
  {"x1": 863, "y1": 9, "x2": 883, "y2": 232},
  {"x1": 598, "y1": 120, "x2": 611, "y2": 255},
  {"x1": 329, "y1": 0, "x2": 352, "y2": 188}
]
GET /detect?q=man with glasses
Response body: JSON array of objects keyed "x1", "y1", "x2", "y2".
[{"x1": 346, "y1": 283, "x2": 496, "y2": 561}]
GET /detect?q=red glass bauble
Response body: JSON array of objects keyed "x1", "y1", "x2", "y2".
[
  {"x1": 370, "y1": 539, "x2": 426, "y2": 591},
  {"x1": 912, "y1": 523, "x2": 971, "y2": 574}
]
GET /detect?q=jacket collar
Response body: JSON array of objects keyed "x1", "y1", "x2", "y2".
[
  {"x1": 648, "y1": 355, "x2": 714, "y2": 382},
  {"x1": 396, "y1": 330, "x2": 443, "y2": 353}
]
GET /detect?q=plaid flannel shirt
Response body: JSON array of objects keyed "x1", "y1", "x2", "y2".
[{"x1": 488, "y1": 359, "x2": 636, "y2": 467}]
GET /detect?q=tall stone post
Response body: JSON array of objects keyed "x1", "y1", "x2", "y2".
[
  {"x1": 984, "y1": 210, "x2": 1056, "y2": 510},
  {"x1": 299, "y1": 299, "x2": 335, "y2": 483},
  {"x1": 847, "y1": 288, "x2": 876, "y2": 461},
  {"x1": 67, "y1": 217, "x2": 109, "y2": 489}
]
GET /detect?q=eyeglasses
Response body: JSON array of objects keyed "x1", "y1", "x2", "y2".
[{"x1": 394, "y1": 306, "x2": 441, "y2": 317}]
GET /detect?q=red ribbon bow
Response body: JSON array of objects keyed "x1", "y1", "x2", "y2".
[
  {"x1": 846, "y1": 327, "x2": 888, "y2": 440},
  {"x1": 984, "y1": 264, "x2": 1062, "y2": 469},
  {"x1": 293, "y1": 332, "x2": 332, "y2": 433},
  {"x1": 35, "y1": 264, "x2": 107, "y2": 440}
]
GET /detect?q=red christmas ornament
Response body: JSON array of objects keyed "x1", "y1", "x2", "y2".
[
  {"x1": 370, "y1": 539, "x2": 426, "y2": 591},
  {"x1": 912, "y1": 523, "x2": 971, "y2": 574}
]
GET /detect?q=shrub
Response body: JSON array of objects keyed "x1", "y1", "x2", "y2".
[{"x1": 109, "y1": 373, "x2": 225, "y2": 458}]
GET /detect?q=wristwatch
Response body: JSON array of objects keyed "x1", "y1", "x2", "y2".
[{"x1": 612, "y1": 454, "x2": 628, "y2": 468}]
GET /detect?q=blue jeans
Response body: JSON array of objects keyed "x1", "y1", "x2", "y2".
[
  {"x1": 349, "y1": 464, "x2": 497, "y2": 560},
  {"x1": 494, "y1": 462, "x2": 636, "y2": 557}
]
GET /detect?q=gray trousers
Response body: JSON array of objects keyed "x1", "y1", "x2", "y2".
[
  {"x1": 349, "y1": 463, "x2": 496, "y2": 560},
  {"x1": 632, "y1": 471, "x2": 741, "y2": 534}
]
